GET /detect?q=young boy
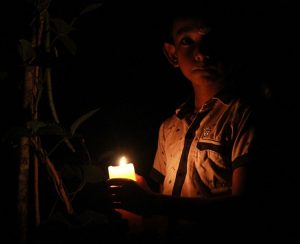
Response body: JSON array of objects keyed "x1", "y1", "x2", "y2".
[{"x1": 107, "y1": 4, "x2": 261, "y2": 242}]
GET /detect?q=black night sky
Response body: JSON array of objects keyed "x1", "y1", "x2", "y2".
[{"x1": 1, "y1": 0, "x2": 300, "y2": 243}]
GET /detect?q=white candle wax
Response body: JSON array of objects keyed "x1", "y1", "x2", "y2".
[{"x1": 108, "y1": 156, "x2": 136, "y2": 181}]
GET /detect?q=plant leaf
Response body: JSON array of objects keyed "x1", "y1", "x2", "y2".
[
  {"x1": 18, "y1": 39, "x2": 36, "y2": 63},
  {"x1": 57, "y1": 34, "x2": 77, "y2": 56},
  {"x1": 70, "y1": 108, "x2": 100, "y2": 136},
  {"x1": 26, "y1": 121, "x2": 67, "y2": 136},
  {"x1": 79, "y1": 3, "x2": 103, "y2": 16},
  {"x1": 51, "y1": 18, "x2": 74, "y2": 35},
  {"x1": 37, "y1": 124, "x2": 66, "y2": 136},
  {"x1": 27, "y1": 120, "x2": 48, "y2": 134}
]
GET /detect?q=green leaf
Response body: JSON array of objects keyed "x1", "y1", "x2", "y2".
[
  {"x1": 51, "y1": 18, "x2": 74, "y2": 35},
  {"x1": 27, "y1": 121, "x2": 67, "y2": 136},
  {"x1": 70, "y1": 108, "x2": 100, "y2": 136},
  {"x1": 57, "y1": 34, "x2": 77, "y2": 56},
  {"x1": 27, "y1": 120, "x2": 47, "y2": 134},
  {"x1": 79, "y1": 3, "x2": 103, "y2": 16},
  {"x1": 37, "y1": 124, "x2": 66, "y2": 136},
  {"x1": 18, "y1": 39, "x2": 36, "y2": 63}
]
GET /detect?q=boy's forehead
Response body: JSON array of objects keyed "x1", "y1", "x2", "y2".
[{"x1": 172, "y1": 18, "x2": 210, "y2": 37}]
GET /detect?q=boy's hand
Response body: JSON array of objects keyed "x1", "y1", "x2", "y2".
[{"x1": 106, "y1": 177, "x2": 152, "y2": 215}]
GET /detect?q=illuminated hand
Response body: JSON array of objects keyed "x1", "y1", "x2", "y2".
[{"x1": 106, "y1": 176, "x2": 153, "y2": 215}]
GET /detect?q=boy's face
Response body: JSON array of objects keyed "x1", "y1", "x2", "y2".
[{"x1": 170, "y1": 18, "x2": 225, "y2": 83}]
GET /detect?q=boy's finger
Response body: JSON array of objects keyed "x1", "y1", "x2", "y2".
[
  {"x1": 111, "y1": 201, "x2": 122, "y2": 209},
  {"x1": 106, "y1": 178, "x2": 132, "y2": 186},
  {"x1": 107, "y1": 185, "x2": 124, "y2": 195}
]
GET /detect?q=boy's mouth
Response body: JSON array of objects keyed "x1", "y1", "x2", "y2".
[{"x1": 192, "y1": 66, "x2": 215, "y2": 71}]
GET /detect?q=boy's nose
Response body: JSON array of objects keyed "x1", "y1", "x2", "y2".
[{"x1": 194, "y1": 51, "x2": 209, "y2": 63}]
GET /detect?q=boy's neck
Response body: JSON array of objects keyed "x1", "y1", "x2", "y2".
[{"x1": 193, "y1": 81, "x2": 224, "y2": 110}]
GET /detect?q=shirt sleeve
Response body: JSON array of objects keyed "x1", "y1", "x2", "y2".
[
  {"x1": 149, "y1": 122, "x2": 167, "y2": 185},
  {"x1": 231, "y1": 104, "x2": 256, "y2": 170}
]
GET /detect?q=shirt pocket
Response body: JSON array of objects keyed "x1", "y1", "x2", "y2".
[{"x1": 195, "y1": 141, "x2": 232, "y2": 194}]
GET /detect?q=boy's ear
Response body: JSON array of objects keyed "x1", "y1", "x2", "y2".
[{"x1": 163, "y1": 43, "x2": 179, "y2": 68}]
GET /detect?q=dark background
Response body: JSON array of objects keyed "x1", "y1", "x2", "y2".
[
  {"x1": 1, "y1": 0, "x2": 300, "y2": 242},
  {"x1": 2, "y1": 0, "x2": 299, "y2": 170},
  {"x1": 1, "y1": 0, "x2": 197, "y2": 173}
]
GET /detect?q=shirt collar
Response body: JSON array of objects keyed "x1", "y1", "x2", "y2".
[{"x1": 175, "y1": 85, "x2": 235, "y2": 119}]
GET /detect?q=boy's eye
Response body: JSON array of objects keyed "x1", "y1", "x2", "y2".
[{"x1": 180, "y1": 37, "x2": 194, "y2": 46}]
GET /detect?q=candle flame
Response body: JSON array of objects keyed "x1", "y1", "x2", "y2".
[{"x1": 119, "y1": 156, "x2": 127, "y2": 166}]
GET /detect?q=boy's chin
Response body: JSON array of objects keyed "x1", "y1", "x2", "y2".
[{"x1": 192, "y1": 69, "x2": 223, "y2": 82}]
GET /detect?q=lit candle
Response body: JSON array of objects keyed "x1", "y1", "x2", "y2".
[
  {"x1": 108, "y1": 156, "x2": 142, "y2": 233},
  {"x1": 108, "y1": 156, "x2": 136, "y2": 181}
]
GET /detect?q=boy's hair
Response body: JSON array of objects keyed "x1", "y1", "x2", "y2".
[
  {"x1": 158, "y1": 0, "x2": 241, "y2": 47},
  {"x1": 160, "y1": 1, "x2": 229, "y2": 43}
]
